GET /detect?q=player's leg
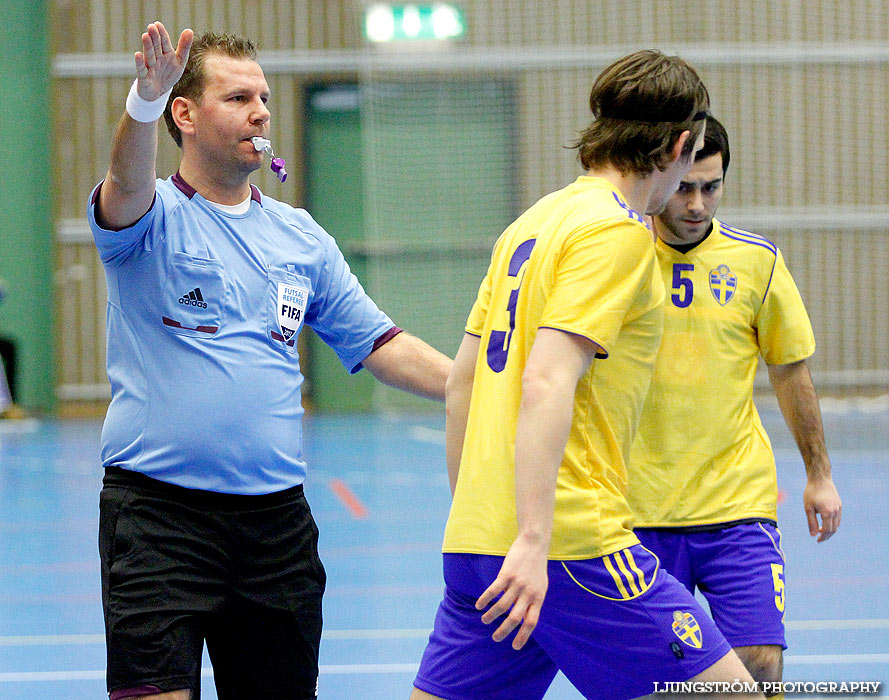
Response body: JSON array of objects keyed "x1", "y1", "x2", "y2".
[
  {"x1": 734, "y1": 645, "x2": 783, "y2": 696},
  {"x1": 688, "y1": 646, "x2": 756, "y2": 682},
  {"x1": 0, "y1": 361, "x2": 10, "y2": 413},
  {"x1": 630, "y1": 649, "x2": 759, "y2": 699},
  {"x1": 207, "y1": 593, "x2": 323, "y2": 700},
  {"x1": 412, "y1": 553, "x2": 558, "y2": 700},
  {"x1": 0, "y1": 337, "x2": 18, "y2": 401},
  {"x1": 533, "y1": 545, "x2": 763, "y2": 700},
  {"x1": 206, "y1": 484, "x2": 325, "y2": 700},
  {"x1": 100, "y1": 468, "x2": 221, "y2": 699},
  {"x1": 409, "y1": 689, "x2": 445, "y2": 700},
  {"x1": 692, "y1": 523, "x2": 787, "y2": 694}
]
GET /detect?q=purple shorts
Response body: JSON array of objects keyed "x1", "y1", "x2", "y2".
[
  {"x1": 414, "y1": 546, "x2": 732, "y2": 700},
  {"x1": 635, "y1": 522, "x2": 787, "y2": 649}
]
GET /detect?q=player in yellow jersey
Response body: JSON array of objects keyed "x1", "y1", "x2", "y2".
[
  {"x1": 628, "y1": 115, "x2": 843, "y2": 695},
  {"x1": 411, "y1": 52, "x2": 764, "y2": 700}
]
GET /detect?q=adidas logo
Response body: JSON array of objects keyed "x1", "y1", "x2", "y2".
[{"x1": 178, "y1": 287, "x2": 208, "y2": 309}]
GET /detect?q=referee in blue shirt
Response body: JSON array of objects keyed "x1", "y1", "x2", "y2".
[{"x1": 89, "y1": 22, "x2": 451, "y2": 700}]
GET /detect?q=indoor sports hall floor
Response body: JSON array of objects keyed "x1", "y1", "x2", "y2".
[{"x1": 1, "y1": 403, "x2": 887, "y2": 699}]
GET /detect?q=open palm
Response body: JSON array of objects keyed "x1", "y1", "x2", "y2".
[{"x1": 134, "y1": 22, "x2": 194, "y2": 101}]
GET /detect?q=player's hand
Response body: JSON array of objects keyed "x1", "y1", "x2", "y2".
[
  {"x1": 475, "y1": 534, "x2": 548, "y2": 650},
  {"x1": 134, "y1": 22, "x2": 194, "y2": 101},
  {"x1": 803, "y1": 475, "x2": 842, "y2": 542}
]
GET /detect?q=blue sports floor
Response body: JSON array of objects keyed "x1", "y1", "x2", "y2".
[{"x1": 1, "y1": 405, "x2": 887, "y2": 699}]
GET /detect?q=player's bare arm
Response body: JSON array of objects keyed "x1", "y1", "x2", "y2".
[
  {"x1": 362, "y1": 331, "x2": 452, "y2": 401},
  {"x1": 476, "y1": 328, "x2": 598, "y2": 650},
  {"x1": 444, "y1": 333, "x2": 479, "y2": 495},
  {"x1": 767, "y1": 359, "x2": 842, "y2": 542},
  {"x1": 98, "y1": 22, "x2": 193, "y2": 231}
]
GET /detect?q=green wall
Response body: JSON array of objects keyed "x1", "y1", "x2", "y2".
[
  {"x1": 359, "y1": 79, "x2": 516, "y2": 411},
  {"x1": 0, "y1": 2, "x2": 54, "y2": 412},
  {"x1": 304, "y1": 84, "x2": 377, "y2": 411},
  {"x1": 304, "y1": 81, "x2": 516, "y2": 412}
]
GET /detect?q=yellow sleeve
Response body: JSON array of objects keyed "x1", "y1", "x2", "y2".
[
  {"x1": 466, "y1": 261, "x2": 494, "y2": 336},
  {"x1": 756, "y1": 248, "x2": 816, "y2": 364},
  {"x1": 540, "y1": 221, "x2": 656, "y2": 358}
]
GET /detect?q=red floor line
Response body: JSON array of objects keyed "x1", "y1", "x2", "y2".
[{"x1": 329, "y1": 478, "x2": 369, "y2": 519}]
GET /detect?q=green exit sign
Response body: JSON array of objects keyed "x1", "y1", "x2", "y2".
[{"x1": 364, "y1": 3, "x2": 466, "y2": 43}]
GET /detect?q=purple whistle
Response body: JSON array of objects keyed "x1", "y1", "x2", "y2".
[
  {"x1": 251, "y1": 137, "x2": 287, "y2": 183},
  {"x1": 271, "y1": 157, "x2": 287, "y2": 183}
]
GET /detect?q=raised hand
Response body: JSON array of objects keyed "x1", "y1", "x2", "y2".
[{"x1": 134, "y1": 22, "x2": 194, "y2": 101}]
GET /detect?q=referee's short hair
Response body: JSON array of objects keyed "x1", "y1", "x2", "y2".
[
  {"x1": 574, "y1": 49, "x2": 710, "y2": 176},
  {"x1": 163, "y1": 32, "x2": 258, "y2": 148}
]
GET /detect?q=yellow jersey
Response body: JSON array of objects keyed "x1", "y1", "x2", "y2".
[
  {"x1": 628, "y1": 218, "x2": 815, "y2": 528},
  {"x1": 443, "y1": 177, "x2": 664, "y2": 559}
]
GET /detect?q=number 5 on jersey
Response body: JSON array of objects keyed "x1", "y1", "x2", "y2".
[
  {"x1": 487, "y1": 239, "x2": 536, "y2": 372},
  {"x1": 671, "y1": 262, "x2": 694, "y2": 308},
  {"x1": 771, "y1": 562, "x2": 785, "y2": 613}
]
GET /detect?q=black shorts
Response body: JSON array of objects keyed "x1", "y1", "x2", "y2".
[{"x1": 99, "y1": 467, "x2": 326, "y2": 700}]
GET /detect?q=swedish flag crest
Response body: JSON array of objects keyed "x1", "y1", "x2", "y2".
[
  {"x1": 709, "y1": 264, "x2": 737, "y2": 305},
  {"x1": 671, "y1": 610, "x2": 703, "y2": 648}
]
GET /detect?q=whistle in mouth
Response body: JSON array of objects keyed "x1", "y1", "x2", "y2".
[{"x1": 251, "y1": 137, "x2": 287, "y2": 183}]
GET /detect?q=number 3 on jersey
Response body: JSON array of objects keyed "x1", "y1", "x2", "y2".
[{"x1": 486, "y1": 239, "x2": 536, "y2": 372}]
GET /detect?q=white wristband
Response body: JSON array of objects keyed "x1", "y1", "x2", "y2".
[{"x1": 125, "y1": 79, "x2": 173, "y2": 123}]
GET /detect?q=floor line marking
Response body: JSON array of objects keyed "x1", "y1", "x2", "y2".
[
  {"x1": 322, "y1": 628, "x2": 431, "y2": 639},
  {"x1": 328, "y1": 478, "x2": 369, "y2": 519},
  {"x1": 0, "y1": 634, "x2": 105, "y2": 646},
  {"x1": 0, "y1": 629, "x2": 432, "y2": 646},
  {"x1": 784, "y1": 653, "x2": 889, "y2": 665},
  {"x1": 786, "y1": 619, "x2": 889, "y2": 630},
  {"x1": 409, "y1": 426, "x2": 445, "y2": 445},
  {"x1": 3, "y1": 655, "x2": 889, "y2": 683},
  {"x1": 0, "y1": 664, "x2": 422, "y2": 682},
  {"x1": 3, "y1": 620, "x2": 889, "y2": 646}
]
